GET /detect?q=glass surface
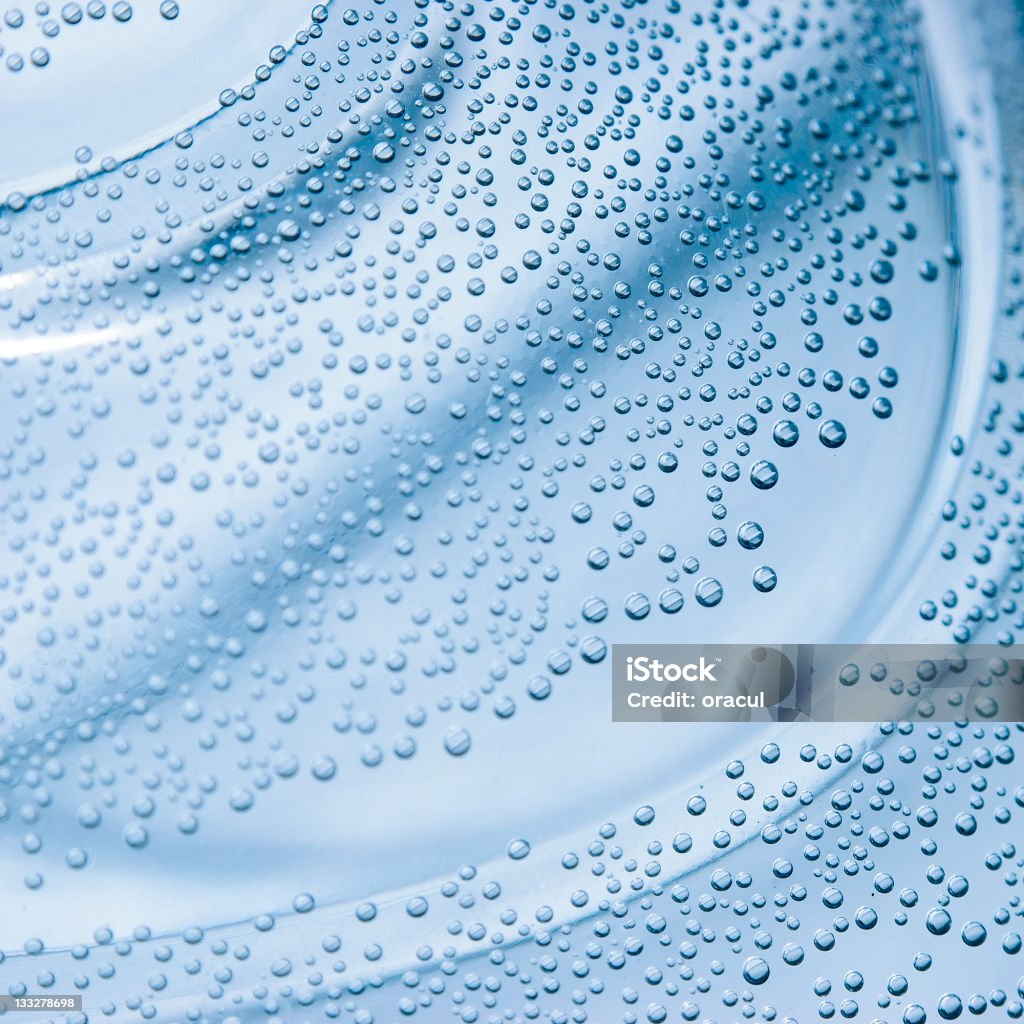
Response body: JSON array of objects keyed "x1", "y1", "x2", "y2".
[{"x1": 0, "y1": 0, "x2": 1022, "y2": 1021}]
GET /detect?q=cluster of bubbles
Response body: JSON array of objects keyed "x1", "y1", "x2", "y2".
[
  {"x1": 0, "y1": 728, "x2": 1022, "y2": 1023},
  {"x1": 0, "y1": 0, "x2": 963, "y2": 732},
  {"x1": 0, "y1": 0, "x2": 169, "y2": 73},
  {"x1": 0, "y1": 0, "x2": 1022, "y2": 1017}
]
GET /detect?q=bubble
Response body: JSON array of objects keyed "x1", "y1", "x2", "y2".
[
  {"x1": 819, "y1": 420, "x2": 847, "y2": 449},
  {"x1": 632, "y1": 483, "x2": 655, "y2": 507},
  {"x1": 123, "y1": 824, "x2": 149, "y2": 849},
  {"x1": 954, "y1": 812, "x2": 977, "y2": 836},
  {"x1": 507, "y1": 838, "x2": 531, "y2": 860},
  {"x1": 292, "y1": 892, "x2": 315, "y2": 913},
  {"x1": 694, "y1": 577, "x2": 724, "y2": 607},
  {"x1": 672, "y1": 833, "x2": 693, "y2": 854},
  {"x1": 633, "y1": 805, "x2": 655, "y2": 826},
  {"x1": 773, "y1": 420, "x2": 799, "y2": 447},
  {"x1": 310, "y1": 756, "x2": 337, "y2": 781},
  {"x1": 66, "y1": 846, "x2": 88, "y2": 869},
  {"x1": 737, "y1": 521, "x2": 765, "y2": 549},
  {"x1": 742, "y1": 956, "x2": 770, "y2": 985},
  {"x1": 443, "y1": 727, "x2": 471, "y2": 757},
  {"x1": 405, "y1": 896, "x2": 428, "y2": 917},
  {"x1": 750, "y1": 460, "x2": 779, "y2": 489},
  {"x1": 938, "y1": 995, "x2": 963, "y2": 1020}
]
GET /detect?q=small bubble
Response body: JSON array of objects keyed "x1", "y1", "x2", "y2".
[
  {"x1": 507, "y1": 838, "x2": 531, "y2": 860},
  {"x1": 443, "y1": 726, "x2": 471, "y2": 757},
  {"x1": 742, "y1": 957, "x2": 770, "y2": 985},
  {"x1": 750, "y1": 460, "x2": 779, "y2": 490},
  {"x1": 694, "y1": 577, "x2": 723, "y2": 607},
  {"x1": 819, "y1": 419, "x2": 847, "y2": 449}
]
